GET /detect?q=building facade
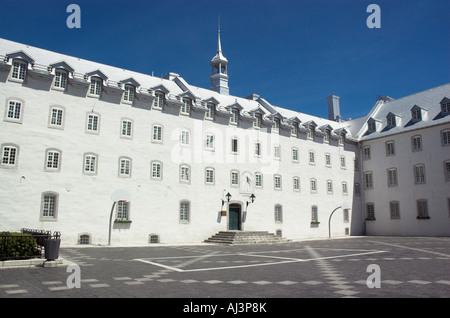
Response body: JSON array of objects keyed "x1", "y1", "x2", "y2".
[{"x1": 0, "y1": 36, "x2": 448, "y2": 246}]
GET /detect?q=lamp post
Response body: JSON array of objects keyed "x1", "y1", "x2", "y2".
[{"x1": 328, "y1": 202, "x2": 351, "y2": 238}]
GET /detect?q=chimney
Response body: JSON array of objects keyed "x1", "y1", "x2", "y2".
[{"x1": 327, "y1": 95, "x2": 341, "y2": 122}]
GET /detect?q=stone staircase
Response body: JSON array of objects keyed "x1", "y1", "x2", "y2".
[{"x1": 204, "y1": 231, "x2": 289, "y2": 245}]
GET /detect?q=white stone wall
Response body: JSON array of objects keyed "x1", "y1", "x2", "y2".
[
  {"x1": 361, "y1": 124, "x2": 450, "y2": 236},
  {"x1": 0, "y1": 70, "x2": 361, "y2": 245}
]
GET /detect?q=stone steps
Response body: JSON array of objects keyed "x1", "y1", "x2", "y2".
[{"x1": 204, "y1": 231, "x2": 289, "y2": 245}]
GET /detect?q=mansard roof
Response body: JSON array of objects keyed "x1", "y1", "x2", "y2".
[{"x1": 0, "y1": 37, "x2": 359, "y2": 140}]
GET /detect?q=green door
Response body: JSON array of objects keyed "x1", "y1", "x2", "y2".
[{"x1": 229, "y1": 204, "x2": 241, "y2": 230}]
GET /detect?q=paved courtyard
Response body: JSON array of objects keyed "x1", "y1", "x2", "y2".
[{"x1": 1, "y1": 236, "x2": 449, "y2": 302}]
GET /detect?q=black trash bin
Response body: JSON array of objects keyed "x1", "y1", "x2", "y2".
[{"x1": 44, "y1": 237, "x2": 61, "y2": 261}]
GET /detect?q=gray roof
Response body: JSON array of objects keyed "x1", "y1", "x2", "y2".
[{"x1": 347, "y1": 83, "x2": 450, "y2": 141}]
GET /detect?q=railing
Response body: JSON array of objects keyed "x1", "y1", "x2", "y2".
[{"x1": 0, "y1": 229, "x2": 61, "y2": 261}]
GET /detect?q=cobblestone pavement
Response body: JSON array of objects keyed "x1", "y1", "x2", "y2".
[{"x1": 1, "y1": 236, "x2": 449, "y2": 301}]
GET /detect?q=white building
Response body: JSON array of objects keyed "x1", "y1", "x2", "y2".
[
  {"x1": 0, "y1": 35, "x2": 448, "y2": 246},
  {"x1": 347, "y1": 87, "x2": 450, "y2": 236}
]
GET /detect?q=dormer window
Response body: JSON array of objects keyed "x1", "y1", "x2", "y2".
[
  {"x1": 11, "y1": 60, "x2": 27, "y2": 81},
  {"x1": 253, "y1": 113, "x2": 261, "y2": 129},
  {"x1": 123, "y1": 84, "x2": 135, "y2": 103},
  {"x1": 307, "y1": 127, "x2": 314, "y2": 139},
  {"x1": 53, "y1": 69, "x2": 68, "y2": 89},
  {"x1": 387, "y1": 115, "x2": 396, "y2": 127},
  {"x1": 89, "y1": 77, "x2": 102, "y2": 97},
  {"x1": 411, "y1": 105, "x2": 425, "y2": 122},
  {"x1": 291, "y1": 123, "x2": 298, "y2": 136},
  {"x1": 206, "y1": 103, "x2": 214, "y2": 120},
  {"x1": 273, "y1": 118, "x2": 280, "y2": 132},
  {"x1": 181, "y1": 98, "x2": 191, "y2": 115},
  {"x1": 440, "y1": 98, "x2": 450, "y2": 114},
  {"x1": 327, "y1": 131, "x2": 332, "y2": 143},
  {"x1": 153, "y1": 91, "x2": 165, "y2": 109},
  {"x1": 230, "y1": 109, "x2": 239, "y2": 124},
  {"x1": 368, "y1": 120, "x2": 376, "y2": 132}
]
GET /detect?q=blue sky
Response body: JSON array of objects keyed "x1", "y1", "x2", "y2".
[{"x1": 0, "y1": 0, "x2": 449, "y2": 119}]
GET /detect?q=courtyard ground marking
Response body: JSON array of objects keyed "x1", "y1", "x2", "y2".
[
  {"x1": 133, "y1": 250, "x2": 387, "y2": 273},
  {"x1": 368, "y1": 240, "x2": 450, "y2": 258}
]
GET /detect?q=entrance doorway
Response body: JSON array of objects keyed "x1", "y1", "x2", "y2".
[{"x1": 228, "y1": 203, "x2": 241, "y2": 230}]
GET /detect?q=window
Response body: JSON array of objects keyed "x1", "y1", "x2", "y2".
[
  {"x1": 205, "y1": 168, "x2": 214, "y2": 185},
  {"x1": 274, "y1": 205, "x2": 283, "y2": 223},
  {"x1": 49, "y1": 106, "x2": 64, "y2": 128},
  {"x1": 292, "y1": 148, "x2": 299, "y2": 162},
  {"x1": 230, "y1": 109, "x2": 238, "y2": 124},
  {"x1": 274, "y1": 175, "x2": 282, "y2": 190},
  {"x1": 343, "y1": 209, "x2": 349, "y2": 223},
  {"x1": 1, "y1": 144, "x2": 18, "y2": 168},
  {"x1": 231, "y1": 170, "x2": 239, "y2": 187},
  {"x1": 390, "y1": 201, "x2": 400, "y2": 220},
  {"x1": 149, "y1": 234, "x2": 159, "y2": 244},
  {"x1": 253, "y1": 114, "x2": 261, "y2": 129},
  {"x1": 180, "y1": 165, "x2": 190, "y2": 183},
  {"x1": 89, "y1": 77, "x2": 102, "y2": 97},
  {"x1": 117, "y1": 201, "x2": 129, "y2": 221},
  {"x1": 231, "y1": 138, "x2": 238, "y2": 154},
  {"x1": 53, "y1": 70, "x2": 68, "y2": 89},
  {"x1": 309, "y1": 151, "x2": 315, "y2": 164},
  {"x1": 325, "y1": 153, "x2": 331, "y2": 167},
  {"x1": 273, "y1": 118, "x2": 280, "y2": 132},
  {"x1": 119, "y1": 157, "x2": 131, "y2": 177},
  {"x1": 11, "y1": 60, "x2": 26, "y2": 80},
  {"x1": 340, "y1": 156, "x2": 346, "y2": 169},
  {"x1": 255, "y1": 173, "x2": 263, "y2": 188},
  {"x1": 444, "y1": 160, "x2": 450, "y2": 181},
  {"x1": 310, "y1": 178, "x2": 317, "y2": 193},
  {"x1": 206, "y1": 103, "x2": 214, "y2": 119},
  {"x1": 327, "y1": 180, "x2": 333, "y2": 194},
  {"x1": 123, "y1": 84, "x2": 135, "y2": 103},
  {"x1": 181, "y1": 98, "x2": 191, "y2": 115},
  {"x1": 5, "y1": 100, "x2": 22, "y2": 122},
  {"x1": 387, "y1": 115, "x2": 396, "y2": 127},
  {"x1": 293, "y1": 177, "x2": 300, "y2": 191},
  {"x1": 179, "y1": 201, "x2": 190, "y2": 223},
  {"x1": 291, "y1": 123, "x2": 298, "y2": 136},
  {"x1": 311, "y1": 206, "x2": 318, "y2": 223},
  {"x1": 342, "y1": 182, "x2": 348, "y2": 195},
  {"x1": 274, "y1": 145, "x2": 281, "y2": 159},
  {"x1": 307, "y1": 127, "x2": 314, "y2": 140},
  {"x1": 412, "y1": 135, "x2": 422, "y2": 151},
  {"x1": 387, "y1": 168, "x2": 398, "y2": 187},
  {"x1": 86, "y1": 113, "x2": 100, "y2": 133},
  {"x1": 254, "y1": 142, "x2": 261, "y2": 157},
  {"x1": 151, "y1": 161, "x2": 162, "y2": 180},
  {"x1": 367, "y1": 120, "x2": 376, "y2": 132},
  {"x1": 416, "y1": 199, "x2": 429, "y2": 219},
  {"x1": 41, "y1": 192, "x2": 58, "y2": 220},
  {"x1": 324, "y1": 130, "x2": 330, "y2": 143},
  {"x1": 339, "y1": 134, "x2": 344, "y2": 146},
  {"x1": 152, "y1": 125, "x2": 163, "y2": 142},
  {"x1": 45, "y1": 149, "x2": 61, "y2": 172},
  {"x1": 363, "y1": 146, "x2": 371, "y2": 160},
  {"x1": 181, "y1": 129, "x2": 190, "y2": 146},
  {"x1": 364, "y1": 172, "x2": 373, "y2": 189},
  {"x1": 83, "y1": 153, "x2": 97, "y2": 175},
  {"x1": 414, "y1": 164, "x2": 426, "y2": 184},
  {"x1": 205, "y1": 134, "x2": 215, "y2": 150},
  {"x1": 386, "y1": 141, "x2": 395, "y2": 156},
  {"x1": 79, "y1": 234, "x2": 91, "y2": 245},
  {"x1": 153, "y1": 91, "x2": 164, "y2": 109},
  {"x1": 366, "y1": 203, "x2": 375, "y2": 220},
  {"x1": 121, "y1": 119, "x2": 133, "y2": 138},
  {"x1": 411, "y1": 108, "x2": 422, "y2": 121},
  {"x1": 442, "y1": 101, "x2": 450, "y2": 114},
  {"x1": 442, "y1": 129, "x2": 450, "y2": 146}
]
